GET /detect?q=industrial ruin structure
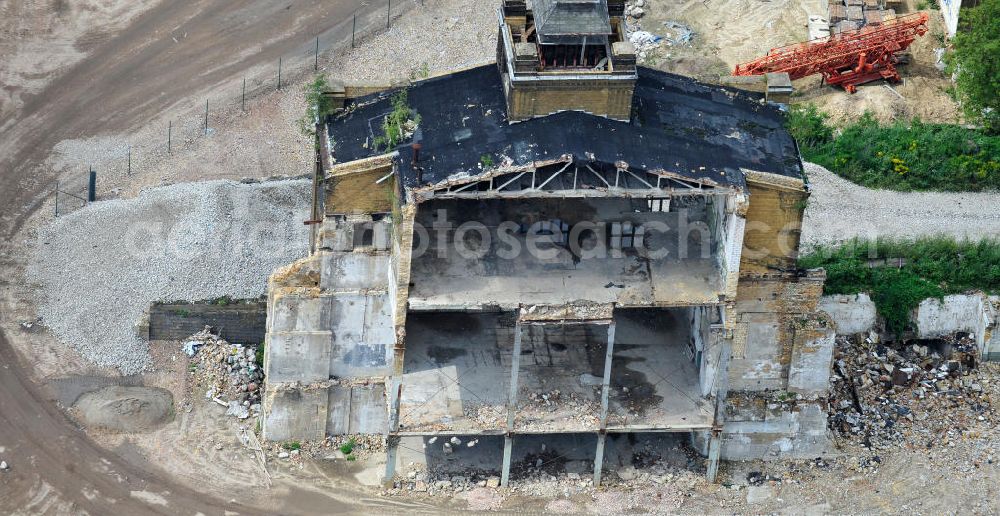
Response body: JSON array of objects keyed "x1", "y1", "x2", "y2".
[{"x1": 261, "y1": 0, "x2": 837, "y2": 486}]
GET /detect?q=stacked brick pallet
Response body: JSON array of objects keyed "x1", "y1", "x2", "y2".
[{"x1": 829, "y1": 0, "x2": 897, "y2": 34}]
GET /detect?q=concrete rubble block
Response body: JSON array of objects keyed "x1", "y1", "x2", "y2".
[
  {"x1": 327, "y1": 383, "x2": 388, "y2": 435},
  {"x1": 320, "y1": 252, "x2": 390, "y2": 291},
  {"x1": 819, "y1": 293, "x2": 877, "y2": 335},
  {"x1": 270, "y1": 294, "x2": 332, "y2": 333},
  {"x1": 266, "y1": 331, "x2": 333, "y2": 383},
  {"x1": 263, "y1": 383, "x2": 330, "y2": 441}
]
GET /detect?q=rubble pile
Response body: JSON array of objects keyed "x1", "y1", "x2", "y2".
[
  {"x1": 186, "y1": 327, "x2": 263, "y2": 421},
  {"x1": 828, "y1": 332, "x2": 996, "y2": 450},
  {"x1": 518, "y1": 390, "x2": 601, "y2": 430},
  {"x1": 462, "y1": 403, "x2": 505, "y2": 428}
]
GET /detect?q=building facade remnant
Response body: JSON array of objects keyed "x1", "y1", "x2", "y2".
[{"x1": 261, "y1": 0, "x2": 837, "y2": 485}]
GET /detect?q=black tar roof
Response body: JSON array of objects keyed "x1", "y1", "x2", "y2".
[{"x1": 327, "y1": 65, "x2": 804, "y2": 191}]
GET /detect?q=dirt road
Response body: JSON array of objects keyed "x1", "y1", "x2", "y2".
[{"x1": 0, "y1": 0, "x2": 392, "y2": 513}]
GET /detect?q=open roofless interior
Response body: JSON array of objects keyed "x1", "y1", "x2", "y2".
[{"x1": 408, "y1": 196, "x2": 728, "y2": 310}]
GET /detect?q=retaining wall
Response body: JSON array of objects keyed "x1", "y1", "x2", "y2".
[{"x1": 145, "y1": 301, "x2": 267, "y2": 344}]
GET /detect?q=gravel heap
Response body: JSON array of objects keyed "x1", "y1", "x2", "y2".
[
  {"x1": 828, "y1": 332, "x2": 997, "y2": 450},
  {"x1": 28, "y1": 179, "x2": 311, "y2": 374}
]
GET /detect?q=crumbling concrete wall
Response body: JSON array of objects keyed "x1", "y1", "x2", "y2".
[
  {"x1": 738, "y1": 172, "x2": 807, "y2": 276},
  {"x1": 818, "y1": 294, "x2": 877, "y2": 335},
  {"x1": 787, "y1": 315, "x2": 836, "y2": 398},
  {"x1": 696, "y1": 397, "x2": 830, "y2": 460},
  {"x1": 262, "y1": 208, "x2": 396, "y2": 440},
  {"x1": 730, "y1": 270, "x2": 827, "y2": 392},
  {"x1": 817, "y1": 292, "x2": 1000, "y2": 360}
]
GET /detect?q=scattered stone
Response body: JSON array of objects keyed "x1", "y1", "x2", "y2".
[
  {"x1": 0, "y1": 461, "x2": 8, "y2": 471},
  {"x1": 486, "y1": 476, "x2": 500, "y2": 488},
  {"x1": 278, "y1": 451, "x2": 290, "y2": 459}
]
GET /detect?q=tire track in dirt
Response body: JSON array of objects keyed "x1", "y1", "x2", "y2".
[{"x1": 0, "y1": 1, "x2": 393, "y2": 513}]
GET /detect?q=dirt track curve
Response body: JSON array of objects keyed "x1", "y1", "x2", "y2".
[{"x1": 0, "y1": 1, "x2": 390, "y2": 514}]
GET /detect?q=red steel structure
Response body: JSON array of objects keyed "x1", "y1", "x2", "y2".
[{"x1": 733, "y1": 12, "x2": 929, "y2": 93}]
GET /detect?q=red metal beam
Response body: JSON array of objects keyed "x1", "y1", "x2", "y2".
[{"x1": 733, "y1": 12, "x2": 929, "y2": 93}]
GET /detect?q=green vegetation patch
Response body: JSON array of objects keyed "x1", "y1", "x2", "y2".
[
  {"x1": 373, "y1": 89, "x2": 421, "y2": 152},
  {"x1": 787, "y1": 105, "x2": 1000, "y2": 192},
  {"x1": 799, "y1": 237, "x2": 1000, "y2": 334}
]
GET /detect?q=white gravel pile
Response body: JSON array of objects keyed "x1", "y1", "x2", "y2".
[
  {"x1": 801, "y1": 162, "x2": 1000, "y2": 248},
  {"x1": 28, "y1": 179, "x2": 311, "y2": 374}
]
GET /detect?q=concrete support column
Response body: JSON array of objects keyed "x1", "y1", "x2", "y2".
[
  {"x1": 706, "y1": 341, "x2": 732, "y2": 483},
  {"x1": 593, "y1": 433, "x2": 607, "y2": 486},
  {"x1": 501, "y1": 319, "x2": 524, "y2": 487},
  {"x1": 593, "y1": 320, "x2": 616, "y2": 486},
  {"x1": 382, "y1": 376, "x2": 403, "y2": 487}
]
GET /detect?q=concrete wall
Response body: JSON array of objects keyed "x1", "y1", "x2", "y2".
[
  {"x1": 146, "y1": 301, "x2": 266, "y2": 344},
  {"x1": 818, "y1": 292, "x2": 1000, "y2": 361},
  {"x1": 731, "y1": 271, "x2": 827, "y2": 392},
  {"x1": 327, "y1": 383, "x2": 388, "y2": 435},
  {"x1": 818, "y1": 294, "x2": 877, "y2": 335},
  {"x1": 696, "y1": 398, "x2": 831, "y2": 460},
  {"x1": 262, "y1": 383, "x2": 330, "y2": 441},
  {"x1": 787, "y1": 324, "x2": 836, "y2": 398}
]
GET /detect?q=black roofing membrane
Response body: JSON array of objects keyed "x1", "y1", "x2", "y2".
[{"x1": 327, "y1": 65, "x2": 803, "y2": 190}]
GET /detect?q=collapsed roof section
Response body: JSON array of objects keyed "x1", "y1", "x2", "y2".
[
  {"x1": 325, "y1": 65, "x2": 804, "y2": 204},
  {"x1": 532, "y1": 0, "x2": 613, "y2": 43}
]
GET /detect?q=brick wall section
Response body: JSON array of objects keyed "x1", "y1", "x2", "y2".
[{"x1": 149, "y1": 302, "x2": 266, "y2": 344}]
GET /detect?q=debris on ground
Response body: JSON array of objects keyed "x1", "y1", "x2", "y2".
[
  {"x1": 828, "y1": 331, "x2": 997, "y2": 451},
  {"x1": 0, "y1": 461, "x2": 8, "y2": 471},
  {"x1": 187, "y1": 327, "x2": 263, "y2": 420},
  {"x1": 662, "y1": 21, "x2": 694, "y2": 46}
]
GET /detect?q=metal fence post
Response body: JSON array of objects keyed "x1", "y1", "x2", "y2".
[
  {"x1": 277, "y1": 58, "x2": 282, "y2": 91},
  {"x1": 168, "y1": 121, "x2": 172, "y2": 154},
  {"x1": 314, "y1": 36, "x2": 320, "y2": 71},
  {"x1": 352, "y1": 14, "x2": 357, "y2": 48},
  {"x1": 204, "y1": 100, "x2": 209, "y2": 135},
  {"x1": 54, "y1": 180, "x2": 59, "y2": 217},
  {"x1": 242, "y1": 78, "x2": 247, "y2": 111},
  {"x1": 127, "y1": 144, "x2": 132, "y2": 176},
  {"x1": 88, "y1": 167, "x2": 96, "y2": 203},
  {"x1": 387, "y1": 0, "x2": 391, "y2": 28}
]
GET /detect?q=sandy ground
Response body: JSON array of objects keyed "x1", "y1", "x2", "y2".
[
  {"x1": 0, "y1": 0, "x2": 994, "y2": 514},
  {"x1": 641, "y1": 0, "x2": 961, "y2": 125}
]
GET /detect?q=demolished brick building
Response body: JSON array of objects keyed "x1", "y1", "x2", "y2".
[{"x1": 261, "y1": 0, "x2": 836, "y2": 486}]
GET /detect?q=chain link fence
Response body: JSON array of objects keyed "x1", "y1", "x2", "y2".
[{"x1": 55, "y1": 0, "x2": 423, "y2": 218}]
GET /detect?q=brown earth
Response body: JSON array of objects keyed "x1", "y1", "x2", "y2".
[
  {"x1": 0, "y1": 0, "x2": 996, "y2": 514},
  {"x1": 0, "y1": 0, "x2": 402, "y2": 514}
]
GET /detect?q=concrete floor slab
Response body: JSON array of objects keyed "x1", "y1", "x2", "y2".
[
  {"x1": 407, "y1": 198, "x2": 725, "y2": 310},
  {"x1": 398, "y1": 310, "x2": 712, "y2": 434}
]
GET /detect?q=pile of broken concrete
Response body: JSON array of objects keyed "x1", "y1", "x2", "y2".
[
  {"x1": 186, "y1": 327, "x2": 263, "y2": 421},
  {"x1": 828, "y1": 332, "x2": 996, "y2": 450}
]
